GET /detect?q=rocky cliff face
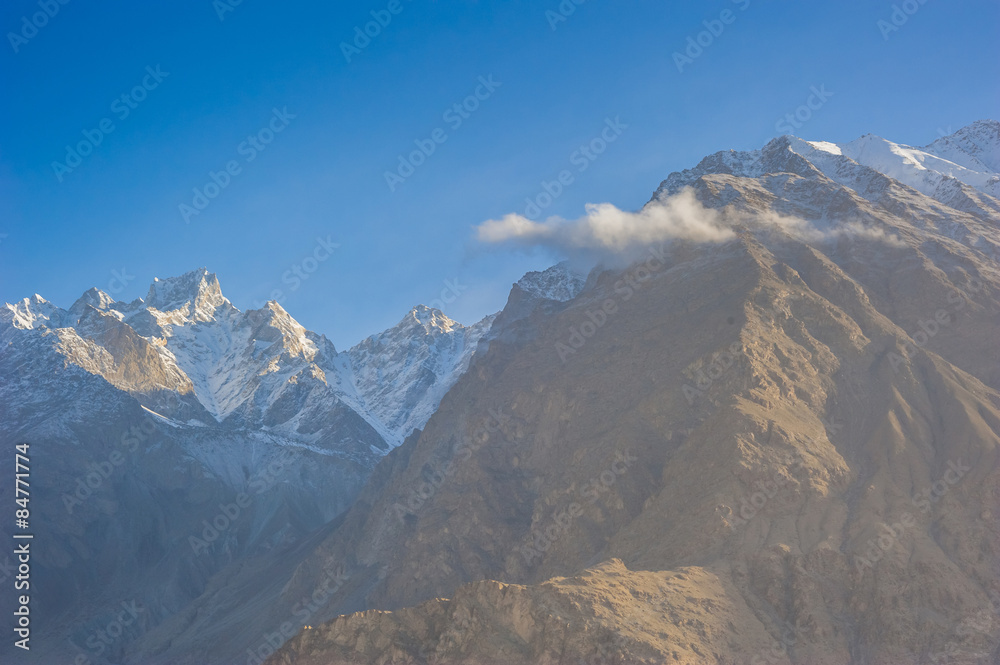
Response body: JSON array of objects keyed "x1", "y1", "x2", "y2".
[{"x1": 262, "y1": 123, "x2": 1000, "y2": 665}]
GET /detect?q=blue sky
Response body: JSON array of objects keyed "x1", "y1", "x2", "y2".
[{"x1": 1, "y1": 0, "x2": 997, "y2": 347}]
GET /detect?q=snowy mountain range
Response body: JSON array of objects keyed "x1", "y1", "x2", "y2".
[
  {"x1": 3, "y1": 269, "x2": 496, "y2": 453},
  {"x1": 2, "y1": 120, "x2": 998, "y2": 665}
]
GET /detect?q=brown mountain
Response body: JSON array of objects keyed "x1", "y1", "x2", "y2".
[{"x1": 257, "y1": 125, "x2": 1000, "y2": 665}]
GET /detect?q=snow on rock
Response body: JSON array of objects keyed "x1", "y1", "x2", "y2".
[
  {"x1": 839, "y1": 132, "x2": 1000, "y2": 200},
  {"x1": 1, "y1": 294, "x2": 65, "y2": 331},
  {"x1": 143, "y1": 267, "x2": 229, "y2": 322},
  {"x1": 515, "y1": 263, "x2": 587, "y2": 302},
  {"x1": 651, "y1": 120, "x2": 1000, "y2": 223},
  {"x1": 2, "y1": 270, "x2": 499, "y2": 458},
  {"x1": 347, "y1": 305, "x2": 496, "y2": 446},
  {"x1": 68, "y1": 288, "x2": 120, "y2": 319},
  {"x1": 924, "y1": 119, "x2": 1000, "y2": 173}
]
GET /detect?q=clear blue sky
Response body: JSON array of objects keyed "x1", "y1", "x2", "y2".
[{"x1": 1, "y1": 0, "x2": 997, "y2": 347}]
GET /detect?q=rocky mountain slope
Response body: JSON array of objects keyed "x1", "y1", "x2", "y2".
[{"x1": 259, "y1": 121, "x2": 1000, "y2": 665}]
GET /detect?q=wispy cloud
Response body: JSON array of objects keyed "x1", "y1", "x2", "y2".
[{"x1": 476, "y1": 189, "x2": 736, "y2": 253}]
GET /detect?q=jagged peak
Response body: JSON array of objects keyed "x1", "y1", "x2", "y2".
[
  {"x1": 74, "y1": 302, "x2": 128, "y2": 333},
  {"x1": 2, "y1": 293, "x2": 52, "y2": 313},
  {"x1": 245, "y1": 299, "x2": 312, "y2": 343},
  {"x1": 250, "y1": 300, "x2": 310, "y2": 336},
  {"x1": 2, "y1": 293, "x2": 63, "y2": 330},
  {"x1": 405, "y1": 305, "x2": 461, "y2": 333},
  {"x1": 256, "y1": 299, "x2": 292, "y2": 317},
  {"x1": 144, "y1": 268, "x2": 228, "y2": 319},
  {"x1": 925, "y1": 119, "x2": 1000, "y2": 174},
  {"x1": 69, "y1": 287, "x2": 118, "y2": 316},
  {"x1": 515, "y1": 262, "x2": 587, "y2": 303},
  {"x1": 266, "y1": 300, "x2": 292, "y2": 317},
  {"x1": 943, "y1": 119, "x2": 999, "y2": 139},
  {"x1": 651, "y1": 136, "x2": 823, "y2": 201}
]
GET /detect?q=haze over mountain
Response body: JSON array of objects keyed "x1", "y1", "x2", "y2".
[{"x1": 2, "y1": 121, "x2": 999, "y2": 665}]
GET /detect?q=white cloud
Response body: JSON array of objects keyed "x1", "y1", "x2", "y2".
[{"x1": 476, "y1": 188, "x2": 736, "y2": 253}]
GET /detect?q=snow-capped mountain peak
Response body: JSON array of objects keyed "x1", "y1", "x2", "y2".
[
  {"x1": 144, "y1": 267, "x2": 229, "y2": 321},
  {"x1": 245, "y1": 300, "x2": 321, "y2": 362},
  {"x1": 346, "y1": 306, "x2": 497, "y2": 446},
  {"x1": 404, "y1": 305, "x2": 463, "y2": 335},
  {"x1": 68, "y1": 287, "x2": 118, "y2": 318},
  {"x1": 2, "y1": 293, "x2": 62, "y2": 330}
]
